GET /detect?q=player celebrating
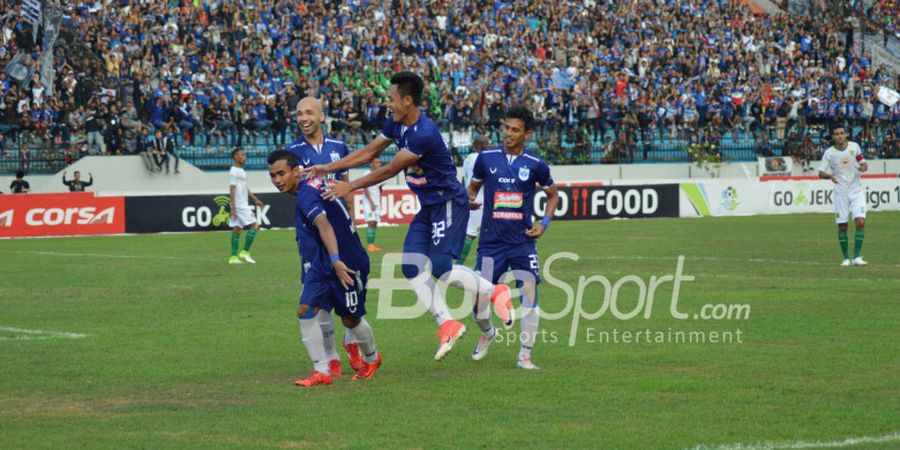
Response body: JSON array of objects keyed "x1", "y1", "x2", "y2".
[
  {"x1": 466, "y1": 106, "x2": 559, "y2": 370},
  {"x1": 228, "y1": 148, "x2": 263, "y2": 264},
  {"x1": 361, "y1": 157, "x2": 384, "y2": 252},
  {"x1": 285, "y1": 97, "x2": 361, "y2": 377},
  {"x1": 457, "y1": 136, "x2": 490, "y2": 264},
  {"x1": 268, "y1": 150, "x2": 381, "y2": 386},
  {"x1": 818, "y1": 126, "x2": 868, "y2": 266},
  {"x1": 305, "y1": 72, "x2": 513, "y2": 361}
]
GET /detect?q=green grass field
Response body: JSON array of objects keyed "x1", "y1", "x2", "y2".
[{"x1": 1, "y1": 213, "x2": 899, "y2": 449}]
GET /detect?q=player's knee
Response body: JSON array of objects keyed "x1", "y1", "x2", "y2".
[
  {"x1": 430, "y1": 254, "x2": 453, "y2": 279},
  {"x1": 838, "y1": 223, "x2": 849, "y2": 232},
  {"x1": 401, "y1": 262, "x2": 421, "y2": 280},
  {"x1": 296, "y1": 304, "x2": 314, "y2": 319},
  {"x1": 341, "y1": 315, "x2": 360, "y2": 328},
  {"x1": 855, "y1": 219, "x2": 865, "y2": 229}
]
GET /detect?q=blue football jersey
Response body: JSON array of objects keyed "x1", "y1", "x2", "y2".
[
  {"x1": 472, "y1": 148, "x2": 554, "y2": 246},
  {"x1": 295, "y1": 178, "x2": 369, "y2": 280},
  {"x1": 286, "y1": 135, "x2": 350, "y2": 244},
  {"x1": 380, "y1": 112, "x2": 467, "y2": 206}
]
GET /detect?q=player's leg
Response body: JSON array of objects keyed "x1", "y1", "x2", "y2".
[
  {"x1": 402, "y1": 207, "x2": 453, "y2": 326},
  {"x1": 238, "y1": 216, "x2": 259, "y2": 263},
  {"x1": 851, "y1": 192, "x2": 867, "y2": 265},
  {"x1": 509, "y1": 246, "x2": 542, "y2": 370},
  {"x1": 295, "y1": 282, "x2": 333, "y2": 386},
  {"x1": 315, "y1": 309, "x2": 342, "y2": 377},
  {"x1": 471, "y1": 250, "x2": 507, "y2": 361},
  {"x1": 365, "y1": 203, "x2": 382, "y2": 252},
  {"x1": 228, "y1": 225, "x2": 242, "y2": 264},
  {"x1": 835, "y1": 195, "x2": 851, "y2": 265},
  {"x1": 433, "y1": 199, "x2": 513, "y2": 329},
  {"x1": 332, "y1": 271, "x2": 381, "y2": 380}
]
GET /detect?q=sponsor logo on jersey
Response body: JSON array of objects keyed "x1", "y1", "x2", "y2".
[
  {"x1": 494, "y1": 191, "x2": 524, "y2": 209},
  {"x1": 492, "y1": 211, "x2": 524, "y2": 220}
]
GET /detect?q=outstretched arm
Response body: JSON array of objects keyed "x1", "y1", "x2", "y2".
[
  {"x1": 322, "y1": 149, "x2": 420, "y2": 200},
  {"x1": 306, "y1": 135, "x2": 393, "y2": 178}
]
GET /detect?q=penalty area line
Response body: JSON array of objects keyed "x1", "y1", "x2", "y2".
[
  {"x1": 687, "y1": 431, "x2": 900, "y2": 450},
  {"x1": 0, "y1": 326, "x2": 87, "y2": 341}
]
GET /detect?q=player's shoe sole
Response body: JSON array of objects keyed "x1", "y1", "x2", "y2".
[
  {"x1": 351, "y1": 353, "x2": 382, "y2": 381},
  {"x1": 228, "y1": 256, "x2": 243, "y2": 264},
  {"x1": 852, "y1": 257, "x2": 868, "y2": 266},
  {"x1": 490, "y1": 284, "x2": 515, "y2": 330},
  {"x1": 434, "y1": 320, "x2": 466, "y2": 361},
  {"x1": 344, "y1": 342, "x2": 366, "y2": 372},
  {"x1": 472, "y1": 328, "x2": 497, "y2": 361},
  {"x1": 328, "y1": 359, "x2": 342, "y2": 378},
  {"x1": 294, "y1": 370, "x2": 333, "y2": 387},
  {"x1": 516, "y1": 357, "x2": 540, "y2": 370},
  {"x1": 238, "y1": 251, "x2": 256, "y2": 264}
]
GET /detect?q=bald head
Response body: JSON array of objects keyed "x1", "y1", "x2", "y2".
[
  {"x1": 473, "y1": 136, "x2": 490, "y2": 152},
  {"x1": 296, "y1": 96, "x2": 325, "y2": 138},
  {"x1": 296, "y1": 96, "x2": 324, "y2": 115}
]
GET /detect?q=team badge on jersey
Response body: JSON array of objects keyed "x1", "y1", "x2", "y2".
[
  {"x1": 330, "y1": 152, "x2": 341, "y2": 162},
  {"x1": 518, "y1": 167, "x2": 530, "y2": 181}
]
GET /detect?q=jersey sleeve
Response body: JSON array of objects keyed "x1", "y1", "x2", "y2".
[
  {"x1": 379, "y1": 117, "x2": 397, "y2": 140},
  {"x1": 228, "y1": 169, "x2": 238, "y2": 186},
  {"x1": 853, "y1": 143, "x2": 866, "y2": 163},
  {"x1": 296, "y1": 189, "x2": 326, "y2": 223},
  {"x1": 472, "y1": 153, "x2": 485, "y2": 181},
  {"x1": 817, "y1": 149, "x2": 831, "y2": 173},
  {"x1": 403, "y1": 127, "x2": 434, "y2": 158},
  {"x1": 535, "y1": 159, "x2": 554, "y2": 187}
]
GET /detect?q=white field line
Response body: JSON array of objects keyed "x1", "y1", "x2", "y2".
[
  {"x1": 0, "y1": 250, "x2": 217, "y2": 262},
  {"x1": 0, "y1": 326, "x2": 87, "y2": 341},
  {"x1": 687, "y1": 431, "x2": 900, "y2": 450},
  {"x1": 579, "y1": 254, "x2": 900, "y2": 269}
]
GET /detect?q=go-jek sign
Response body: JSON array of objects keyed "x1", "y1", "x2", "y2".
[
  {"x1": 679, "y1": 177, "x2": 900, "y2": 217},
  {"x1": 0, "y1": 193, "x2": 125, "y2": 238}
]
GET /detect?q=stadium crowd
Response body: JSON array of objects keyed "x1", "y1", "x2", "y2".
[{"x1": 1, "y1": 0, "x2": 899, "y2": 172}]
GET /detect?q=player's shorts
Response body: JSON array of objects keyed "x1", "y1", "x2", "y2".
[
  {"x1": 475, "y1": 242, "x2": 542, "y2": 286},
  {"x1": 834, "y1": 191, "x2": 866, "y2": 224},
  {"x1": 466, "y1": 206, "x2": 482, "y2": 237},
  {"x1": 228, "y1": 207, "x2": 257, "y2": 228},
  {"x1": 403, "y1": 198, "x2": 469, "y2": 259},
  {"x1": 363, "y1": 202, "x2": 381, "y2": 223},
  {"x1": 297, "y1": 239, "x2": 316, "y2": 283},
  {"x1": 299, "y1": 267, "x2": 369, "y2": 319}
]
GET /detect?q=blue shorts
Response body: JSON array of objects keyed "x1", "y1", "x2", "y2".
[
  {"x1": 404, "y1": 198, "x2": 469, "y2": 259},
  {"x1": 299, "y1": 268, "x2": 369, "y2": 319},
  {"x1": 475, "y1": 242, "x2": 541, "y2": 285},
  {"x1": 297, "y1": 239, "x2": 317, "y2": 283}
]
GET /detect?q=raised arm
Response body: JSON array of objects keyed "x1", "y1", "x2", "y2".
[{"x1": 306, "y1": 135, "x2": 393, "y2": 179}]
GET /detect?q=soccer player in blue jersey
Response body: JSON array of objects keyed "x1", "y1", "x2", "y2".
[
  {"x1": 284, "y1": 97, "x2": 364, "y2": 377},
  {"x1": 467, "y1": 105, "x2": 559, "y2": 370},
  {"x1": 305, "y1": 72, "x2": 513, "y2": 361},
  {"x1": 268, "y1": 150, "x2": 381, "y2": 386}
]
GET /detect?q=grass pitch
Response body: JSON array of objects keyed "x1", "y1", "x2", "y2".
[{"x1": 1, "y1": 213, "x2": 898, "y2": 449}]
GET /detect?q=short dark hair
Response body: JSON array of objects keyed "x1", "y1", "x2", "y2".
[
  {"x1": 231, "y1": 147, "x2": 244, "y2": 158},
  {"x1": 15, "y1": 170, "x2": 24, "y2": 178},
  {"x1": 267, "y1": 149, "x2": 296, "y2": 167},
  {"x1": 390, "y1": 72, "x2": 424, "y2": 106},
  {"x1": 506, "y1": 105, "x2": 535, "y2": 131},
  {"x1": 831, "y1": 125, "x2": 846, "y2": 134}
]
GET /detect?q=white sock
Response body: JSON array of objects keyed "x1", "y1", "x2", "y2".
[
  {"x1": 351, "y1": 318, "x2": 378, "y2": 363},
  {"x1": 443, "y1": 264, "x2": 495, "y2": 307},
  {"x1": 519, "y1": 306, "x2": 540, "y2": 360},
  {"x1": 316, "y1": 309, "x2": 339, "y2": 361},
  {"x1": 472, "y1": 292, "x2": 495, "y2": 337},
  {"x1": 410, "y1": 275, "x2": 452, "y2": 325},
  {"x1": 343, "y1": 328, "x2": 357, "y2": 346},
  {"x1": 299, "y1": 318, "x2": 329, "y2": 374}
]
